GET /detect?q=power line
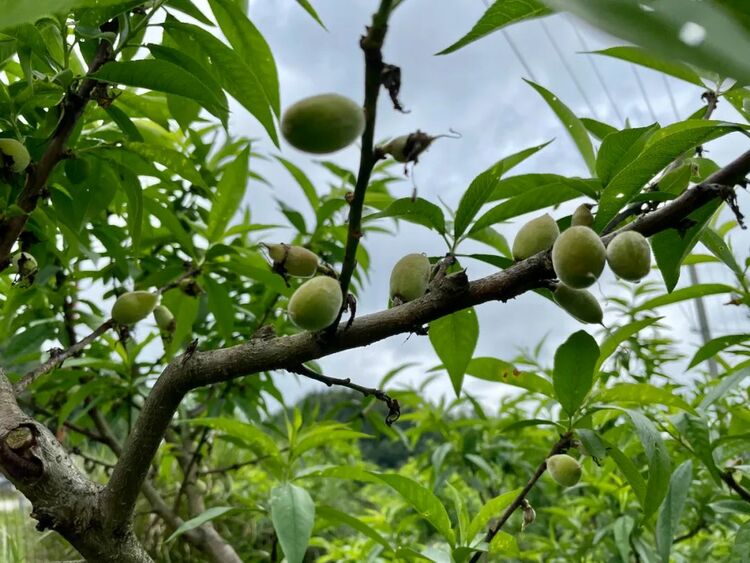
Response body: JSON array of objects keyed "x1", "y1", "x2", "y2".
[
  {"x1": 540, "y1": 18, "x2": 599, "y2": 119},
  {"x1": 480, "y1": 0, "x2": 537, "y2": 81},
  {"x1": 631, "y1": 64, "x2": 660, "y2": 123},
  {"x1": 662, "y1": 74, "x2": 681, "y2": 121},
  {"x1": 566, "y1": 15, "x2": 624, "y2": 126}
]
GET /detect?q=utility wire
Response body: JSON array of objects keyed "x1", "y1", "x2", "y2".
[
  {"x1": 632, "y1": 64, "x2": 660, "y2": 123},
  {"x1": 566, "y1": 15, "x2": 624, "y2": 126},
  {"x1": 480, "y1": 0, "x2": 537, "y2": 81},
  {"x1": 662, "y1": 74, "x2": 681, "y2": 122},
  {"x1": 540, "y1": 18, "x2": 599, "y2": 119}
]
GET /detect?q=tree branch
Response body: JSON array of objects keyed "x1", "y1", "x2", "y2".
[
  {"x1": 0, "y1": 31, "x2": 115, "y2": 270},
  {"x1": 103, "y1": 146, "x2": 750, "y2": 536},
  {"x1": 722, "y1": 470, "x2": 750, "y2": 503},
  {"x1": 289, "y1": 364, "x2": 400, "y2": 425},
  {"x1": 335, "y1": 0, "x2": 394, "y2": 322},
  {"x1": 468, "y1": 433, "x2": 574, "y2": 563},
  {"x1": 14, "y1": 320, "x2": 115, "y2": 394}
]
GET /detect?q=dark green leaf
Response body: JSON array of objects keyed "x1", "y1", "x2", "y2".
[
  {"x1": 166, "y1": 507, "x2": 236, "y2": 543},
  {"x1": 467, "y1": 357, "x2": 554, "y2": 396},
  {"x1": 207, "y1": 146, "x2": 250, "y2": 243},
  {"x1": 689, "y1": 334, "x2": 750, "y2": 369},
  {"x1": 656, "y1": 461, "x2": 693, "y2": 563},
  {"x1": 591, "y1": 46, "x2": 704, "y2": 86},
  {"x1": 316, "y1": 505, "x2": 391, "y2": 552},
  {"x1": 295, "y1": 0, "x2": 327, "y2": 29},
  {"x1": 270, "y1": 483, "x2": 315, "y2": 563},
  {"x1": 553, "y1": 330, "x2": 599, "y2": 416},
  {"x1": 430, "y1": 308, "x2": 479, "y2": 396},
  {"x1": 631, "y1": 284, "x2": 734, "y2": 313},
  {"x1": 596, "y1": 124, "x2": 658, "y2": 186},
  {"x1": 365, "y1": 197, "x2": 446, "y2": 233}
]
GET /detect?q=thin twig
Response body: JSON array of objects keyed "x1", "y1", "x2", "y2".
[
  {"x1": 673, "y1": 520, "x2": 706, "y2": 544},
  {"x1": 332, "y1": 0, "x2": 395, "y2": 330},
  {"x1": 469, "y1": 432, "x2": 573, "y2": 563},
  {"x1": 722, "y1": 470, "x2": 750, "y2": 503},
  {"x1": 288, "y1": 364, "x2": 400, "y2": 425},
  {"x1": 14, "y1": 320, "x2": 115, "y2": 394}
]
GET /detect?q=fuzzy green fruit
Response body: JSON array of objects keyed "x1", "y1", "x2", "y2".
[
  {"x1": 571, "y1": 204, "x2": 594, "y2": 227},
  {"x1": 512, "y1": 214, "x2": 560, "y2": 261},
  {"x1": 265, "y1": 243, "x2": 319, "y2": 277},
  {"x1": 607, "y1": 231, "x2": 651, "y2": 282},
  {"x1": 390, "y1": 253, "x2": 431, "y2": 303},
  {"x1": 552, "y1": 226, "x2": 606, "y2": 289},
  {"x1": 112, "y1": 291, "x2": 159, "y2": 325},
  {"x1": 383, "y1": 135, "x2": 410, "y2": 162},
  {"x1": 288, "y1": 276, "x2": 343, "y2": 331},
  {"x1": 553, "y1": 284, "x2": 603, "y2": 324},
  {"x1": 547, "y1": 454, "x2": 582, "y2": 487},
  {"x1": 153, "y1": 305, "x2": 175, "y2": 332},
  {"x1": 11, "y1": 252, "x2": 37, "y2": 276},
  {"x1": 0, "y1": 138, "x2": 30, "y2": 172},
  {"x1": 281, "y1": 94, "x2": 364, "y2": 154}
]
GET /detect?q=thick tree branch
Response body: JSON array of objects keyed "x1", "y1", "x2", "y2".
[
  {"x1": 335, "y1": 0, "x2": 394, "y2": 319},
  {"x1": 0, "y1": 33, "x2": 115, "y2": 270},
  {"x1": 104, "y1": 146, "x2": 750, "y2": 536},
  {"x1": 468, "y1": 433, "x2": 574, "y2": 563}
]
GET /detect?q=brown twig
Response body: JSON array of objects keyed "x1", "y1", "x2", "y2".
[
  {"x1": 332, "y1": 0, "x2": 395, "y2": 330},
  {"x1": 469, "y1": 432, "x2": 574, "y2": 562},
  {"x1": 13, "y1": 320, "x2": 116, "y2": 394},
  {"x1": 722, "y1": 470, "x2": 750, "y2": 503},
  {"x1": 289, "y1": 364, "x2": 400, "y2": 425}
]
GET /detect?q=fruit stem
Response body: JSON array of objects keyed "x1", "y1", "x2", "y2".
[{"x1": 331, "y1": 0, "x2": 395, "y2": 332}]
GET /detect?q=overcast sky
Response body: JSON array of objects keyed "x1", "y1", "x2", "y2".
[{"x1": 194, "y1": 0, "x2": 750, "y2": 409}]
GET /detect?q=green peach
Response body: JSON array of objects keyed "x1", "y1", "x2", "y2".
[
  {"x1": 390, "y1": 253, "x2": 431, "y2": 303},
  {"x1": 0, "y1": 138, "x2": 30, "y2": 172},
  {"x1": 571, "y1": 204, "x2": 594, "y2": 228},
  {"x1": 552, "y1": 226, "x2": 606, "y2": 289},
  {"x1": 607, "y1": 231, "x2": 651, "y2": 282},
  {"x1": 112, "y1": 291, "x2": 159, "y2": 325},
  {"x1": 281, "y1": 94, "x2": 364, "y2": 154},
  {"x1": 553, "y1": 284, "x2": 603, "y2": 324},
  {"x1": 265, "y1": 243, "x2": 319, "y2": 278},
  {"x1": 547, "y1": 454, "x2": 582, "y2": 487},
  {"x1": 287, "y1": 276, "x2": 343, "y2": 331},
  {"x1": 153, "y1": 305, "x2": 175, "y2": 332},
  {"x1": 512, "y1": 214, "x2": 560, "y2": 261}
]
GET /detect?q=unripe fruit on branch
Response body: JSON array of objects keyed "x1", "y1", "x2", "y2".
[
  {"x1": 0, "y1": 138, "x2": 30, "y2": 172},
  {"x1": 112, "y1": 291, "x2": 159, "y2": 325},
  {"x1": 512, "y1": 214, "x2": 560, "y2": 261},
  {"x1": 153, "y1": 305, "x2": 176, "y2": 332},
  {"x1": 281, "y1": 94, "x2": 364, "y2": 154},
  {"x1": 263, "y1": 243, "x2": 319, "y2": 278},
  {"x1": 380, "y1": 129, "x2": 459, "y2": 165},
  {"x1": 553, "y1": 284, "x2": 603, "y2": 325},
  {"x1": 552, "y1": 226, "x2": 606, "y2": 289},
  {"x1": 606, "y1": 231, "x2": 651, "y2": 282},
  {"x1": 11, "y1": 252, "x2": 37, "y2": 277},
  {"x1": 287, "y1": 276, "x2": 343, "y2": 331},
  {"x1": 547, "y1": 454, "x2": 582, "y2": 487},
  {"x1": 571, "y1": 204, "x2": 594, "y2": 228},
  {"x1": 389, "y1": 253, "x2": 430, "y2": 303}
]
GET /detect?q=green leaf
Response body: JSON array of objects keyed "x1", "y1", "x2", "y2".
[
  {"x1": 208, "y1": 0, "x2": 280, "y2": 116},
  {"x1": 553, "y1": 330, "x2": 599, "y2": 417},
  {"x1": 631, "y1": 284, "x2": 735, "y2": 313},
  {"x1": 166, "y1": 506, "x2": 236, "y2": 543},
  {"x1": 166, "y1": 0, "x2": 214, "y2": 26},
  {"x1": 594, "y1": 121, "x2": 741, "y2": 231},
  {"x1": 188, "y1": 417, "x2": 279, "y2": 456},
  {"x1": 0, "y1": 0, "x2": 126, "y2": 29},
  {"x1": 371, "y1": 473, "x2": 456, "y2": 546},
  {"x1": 701, "y1": 227, "x2": 744, "y2": 276},
  {"x1": 275, "y1": 156, "x2": 319, "y2": 210},
  {"x1": 295, "y1": 0, "x2": 327, "y2": 29},
  {"x1": 595, "y1": 383, "x2": 696, "y2": 414},
  {"x1": 466, "y1": 488, "x2": 521, "y2": 543},
  {"x1": 203, "y1": 274, "x2": 235, "y2": 340},
  {"x1": 730, "y1": 520, "x2": 750, "y2": 563},
  {"x1": 364, "y1": 197, "x2": 446, "y2": 234},
  {"x1": 543, "y1": 0, "x2": 750, "y2": 86},
  {"x1": 623, "y1": 409, "x2": 671, "y2": 519},
  {"x1": 606, "y1": 442, "x2": 647, "y2": 504},
  {"x1": 489, "y1": 531, "x2": 519, "y2": 556},
  {"x1": 591, "y1": 46, "x2": 704, "y2": 86},
  {"x1": 466, "y1": 357, "x2": 554, "y2": 397},
  {"x1": 467, "y1": 228, "x2": 512, "y2": 258},
  {"x1": 525, "y1": 80, "x2": 596, "y2": 176},
  {"x1": 652, "y1": 199, "x2": 722, "y2": 291},
  {"x1": 119, "y1": 169, "x2": 143, "y2": 255},
  {"x1": 596, "y1": 124, "x2": 658, "y2": 186},
  {"x1": 164, "y1": 18, "x2": 278, "y2": 146},
  {"x1": 438, "y1": 0, "x2": 550, "y2": 55},
  {"x1": 581, "y1": 117, "x2": 618, "y2": 141},
  {"x1": 104, "y1": 105, "x2": 144, "y2": 142},
  {"x1": 700, "y1": 364, "x2": 750, "y2": 409},
  {"x1": 91, "y1": 60, "x2": 227, "y2": 124},
  {"x1": 673, "y1": 413, "x2": 722, "y2": 485},
  {"x1": 207, "y1": 146, "x2": 250, "y2": 243},
  {"x1": 689, "y1": 334, "x2": 750, "y2": 369},
  {"x1": 270, "y1": 483, "x2": 315, "y2": 563},
  {"x1": 430, "y1": 308, "x2": 479, "y2": 396},
  {"x1": 453, "y1": 140, "x2": 552, "y2": 239},
  {"x1": 142, "y1": 197, "x2": 196, "y2": 257},
  {"x1": 317, "y1": 505, "x2": 391, "y2": 552},
  {"x1": 489, "y1": 174, "x2": 600, "y2": 202},
  {"x1": 124, "y1": 142, "x2": 207, "y2": 188},
  {"x1": 656, "y1": 461, "x2": 693, "y2": 563}
]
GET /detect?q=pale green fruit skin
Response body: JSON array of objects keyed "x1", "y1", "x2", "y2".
[
  {"x1": 281, "y1": 94, "x2": 364, "y2": 154},
  {"x1": 266, "y1": 244, "x2": 319, "y2": 277},
  {"x1": 571, "y1": 204, "x2": 594, "y2": 227},
  {"x1": 390, "y1": 253, "x2": 431, "y2": 302},
  {"x1": 0, "y1": 138, "x2": 30, "y2": 172},
  {"x1": 383, "y1": 135, "x2": 410, "y2": 162},
  {"x1": 153, "y1": 305, "x2": 175, "y2": 331},
  {"x1": 512, "y1": 214, "x2": 560, "y2": 261},
  {"x1": 554, "y1": 284, "x2": 603, "y2": 324},
  {"x1": 607, "y1": 231, "x2": 651, "y2": 282},
  {"x1": 288, "y1": 276, "x2": 343, "y2": 331},
  {"x1": 547, "y1": 454, "x2": 582, "y2": 487},
  {"x1": 11, "y1": 252, "x2": 37, "y2": 275},
  {"x1": 552, "y1": 226, "x2": 606, "y2": 289},
  {"x1": 112, "y1": 291, "x2": 159, "y2": 325}
]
